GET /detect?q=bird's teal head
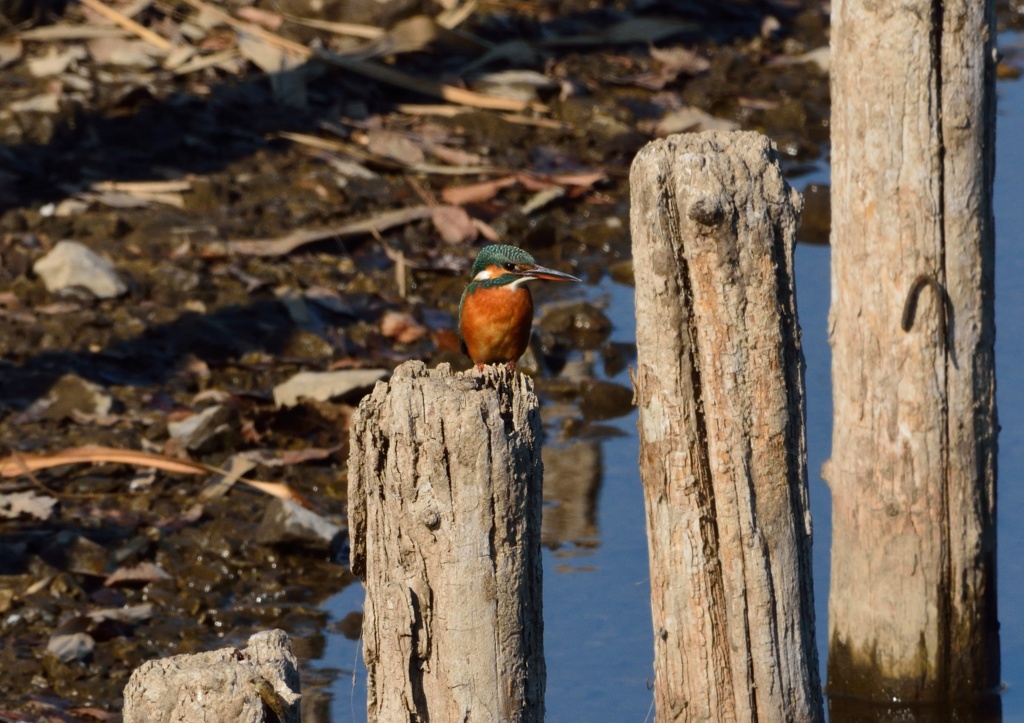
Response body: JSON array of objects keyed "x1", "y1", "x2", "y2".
[{"x1": 467, "y1": 244, "x2": 580, "y2": 290}]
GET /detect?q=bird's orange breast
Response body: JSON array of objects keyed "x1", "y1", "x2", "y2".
[{"x1": 459, "y1": 285, "x2": 535, "y2": 365}]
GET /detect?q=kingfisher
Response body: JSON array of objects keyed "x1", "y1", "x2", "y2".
[{"x1": 458, "y1": 244, "x2": 581, "y2": 372}]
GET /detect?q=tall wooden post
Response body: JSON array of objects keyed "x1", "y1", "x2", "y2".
[
  {"x1": 348, "y1": 361, "x2": 545, "y2": 722},
  {"x1": 827, "y1": 0, "x2": 999, "y2": 703},
  {"x1": 630, "y1": 131, "x2": 823, "y2": 723}
]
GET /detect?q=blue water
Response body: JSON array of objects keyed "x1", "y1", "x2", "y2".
[
  {"x1": 993, "y1": 32, "x2": 1024, "y2": 715},
  {"x1": 321, "y1": 40, "x2": 1024, "y2": 721}
]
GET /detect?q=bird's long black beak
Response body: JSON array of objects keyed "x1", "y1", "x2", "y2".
[{"x1": 522, "y1": 265, "x2": 581, "y2": 283}]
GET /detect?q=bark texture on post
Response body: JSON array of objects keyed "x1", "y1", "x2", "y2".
[
  {"x1": 828, "y1": 0, "x2": 998, "y2": 701},
  {"x1": 348, "y1": 360, "x2": 544, "y2": 723},
  {"x1": 630, "y1": 131, "x2": 822, "y2": 723}
]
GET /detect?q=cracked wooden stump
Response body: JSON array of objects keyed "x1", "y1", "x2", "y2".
[
  {"x1": 630, "y1": 131, "x2": 823, "y2": 723},
  {"x1": 122, "y1": 629, "x2": 300, "y2": 723},
  {"x1": 828, "y1": 0, "x2": 999, "y2": 706},
  {"x1": 348, "y1": 360, "x2": 544, "y2": 723}
]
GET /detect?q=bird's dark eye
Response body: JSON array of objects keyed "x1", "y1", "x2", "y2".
[{"x1": 503, "y1": 263, "x2": 517, "y2": 272}]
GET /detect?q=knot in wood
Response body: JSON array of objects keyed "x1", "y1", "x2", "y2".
[
  {"x1": 687, "y1": 195, "x2": 725, "y2": 227},
  {"x1": 420, "y1": 508, "x2": 441, "y2": 529}
]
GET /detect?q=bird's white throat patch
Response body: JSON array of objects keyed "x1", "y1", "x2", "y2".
[{"x1": 473, "y1": 265, "x2": 532, "y2": 288}]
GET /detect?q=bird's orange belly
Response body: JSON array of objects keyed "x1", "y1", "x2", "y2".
[{"x1": 460, "y1": 287, "x2": 534, "y2": 365}]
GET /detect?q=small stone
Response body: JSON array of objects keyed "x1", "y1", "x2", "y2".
[
  {"x1": 167, "y1": 405, "x2": 236, "y2": 452},
  {"x1": 272, "y1": 369, "x2": 388, "y2": 408},
  {"x1": 282, "y1": 330, "x2": 334, "y2": 359},
  {"x1": 537, "y1": 301, "x2": 613, "y2": 351},
  {"x1": 578, "y1": 379, "x2": 635, "y2": 421},
  {"x1": 41, "y1": 532, "x2": 110, "y2": 577},
  {"x1": 37, "y1": 373, "x2": 113, "y2": 422},
  {"x1": 33, "y1": 240, "x2": 127, "y2": 298},
  {"x1": 608, "y1": 260, "x2": 634, "y2": 286},
  {"x1": 335, "y1": 611, "x2": 363, "y2": 640},
  {"x1": 255, "y1": 498, "x2": 346, "y2": 554},
  {"x1": 47, "y1": 632, "x2": 95, "y2": 663},
  {"x1": 0, "y1": 491, "x2": 57, "y2": 521}
]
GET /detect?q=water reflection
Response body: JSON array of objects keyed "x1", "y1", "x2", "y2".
[
  {"x1": 828, "y1": 693, "x2": 1003, "y2": 723},
  {"x1": 541, "y1": 439, "x2": 602, "y2": 554},
  {"x1": 321, "y1": 48, "x2": 1024, "y2": 720}
]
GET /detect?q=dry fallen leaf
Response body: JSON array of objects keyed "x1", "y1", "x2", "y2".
[
  {"x1": 431, "y1": 205, "x2": 477, "y2": 244},
  {"x1": 522, "y1": 186, "x2": 565, "y2": 215},
  {"x1": 0, "y1": 37, "x2": 23, "y2": 69},
  {"x1": 426, "y1": 143, "x2": 483, "y2": 167},
  {"x1": 27, "y1": 45, "x2": 88, "y2": 76},
  {"x1": 650, "y1": 45, "x2": 711, "y2": 75},
  {"x1": 380, "y1": 310, "x2": 428, "y2": 344},
  {"x1": 87, "y1": 37, "x2": 161, "y2": 67},
  {"x1": 9, "y1": 92, "x2": 62, "y2": 113},
  {"x1": 549, "y1": 171, "x2": 607, "y2": 188},
  {"x1": 442, "y1": 176, "x2": 518, "y2": 205},
  {"x1": 235, "y1": 6, "x2": 284, "y2": 30},
  {"x1": 364, "y1": 128, "x2": 426, "y2": 166}
]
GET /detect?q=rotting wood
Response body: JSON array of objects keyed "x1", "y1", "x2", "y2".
[
  {"x1": 827, "y1": 0, "x2": 999, "y2": 703},
  {"x1": 122, "y1": 629, "x2": 300, "y2": 723},
  {"x1": 630, "y1": 130, "x2": 823, "y2": 723},
  {"x1": 348, "y1": 360, "x2": 545, "y2": 722}
]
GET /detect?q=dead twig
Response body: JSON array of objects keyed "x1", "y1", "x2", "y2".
[
  {"x1": 0, "y1": 446, "x2": 311, "y2": 507},
  {"x1": 77, "y1": 0, "x2": 173, "y2": 51},
  {"x1": 201, "y1": 204, "x2": 436, "y2": 257},
  {"x1": 178, "y1": 0, "x2": 543, "y2": 113}
]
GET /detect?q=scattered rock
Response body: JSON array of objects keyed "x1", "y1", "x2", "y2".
[
  {"x1": 537, "y1": 301, "x2": 613, "y2": 350},
  {"x1": 0, "y1": 490, "x2": 58, "y2": 520},
  {"x1": 272, "y1": 369, "x2": 388, "y2": 408},
  {"x1": 608, "y1": 260, "x2": 634, "y2": 286},
  {"x1": 282, "y1": 329, "x2": 335, "y2": 359},
  {"x1": 33, "y1": 240, "x2": 128, "y2": 298},
  {"x1": 45, "y1": 604, "x2": 155, "y2": 665},
  {"x1": 600, "y1": 341, "x2": 636, "y2": 378},
  {"x1": 578, "y1": 379, "x2": 634, "y2": 421},
  {"x1": 41, "y1": 533, "x2": 110, "y2": 577},
  {"x1": 123, "y1": 629, "x2": 301, "y2": 723},
  {"x1": 13, "y1": 373, "x2": 114, "y2": 423},
  {"x1": 48, "y1": 631, "x2": 95, "y2": 663},
  {"x1": 104, "y1": 562, "x2": 173, "y2": 588},
  {"x1": 334, "y1": 611, "x2": 363, "y2": 640},
  {"x1": 167, "y1": 404, "x2": 237, "y2": 452},
  {"x1": 255, "y1": 498, "x2": 346, "y2": 555}
]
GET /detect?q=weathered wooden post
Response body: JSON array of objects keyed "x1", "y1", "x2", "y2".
[
  {"x1": 630, "y1": 131, "x2": 823, "y2": 722},
  {"x1": 827, "y1": 0, "x2": 999, "y2": 704},
  {"x1": 348, "y1": 360, "x2": 545, "y2": 722}
]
